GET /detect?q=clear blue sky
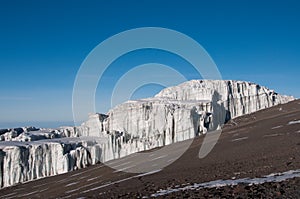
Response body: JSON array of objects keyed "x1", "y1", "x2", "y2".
[{"x1": 0, "y1": 0, "x2": 299, "y2": 127}]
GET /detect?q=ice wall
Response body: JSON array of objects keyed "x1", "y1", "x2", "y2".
[{"x1": 0, "y1": 80, "x2": 294, "y2": 188}]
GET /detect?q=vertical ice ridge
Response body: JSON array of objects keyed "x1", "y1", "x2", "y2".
[{"x1": 0, "y1": 80, "x2": 294, "y2": 188}]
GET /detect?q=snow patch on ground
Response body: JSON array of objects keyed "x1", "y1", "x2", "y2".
[
  {"x1": 65, "y1": 188, "x2": 81, "y2": 194},
  {"x1": 271, "y1": 125, "x2": 283, "y2": 130},
  {"x1": 0, "y1": 192, "x2": 17, "y2": 198},
  {"x1": 112, "y1": 161, "x2": 133, "y2": 168},
  {"x1": 263, "y1": 133, "x2": 283, "y2": 138},
  {"x1": 150, "y1": 155, "x2": 168, "y2": 161},
  {"x1": 149, "y1": 169, "x2": 300, "y2": 197},
  {"x1": 231, "y1": 137, "x2": 248, "y2": 142},
  {"x1": 65, "y1": 182, "x2": 78, "y2": 187},
  {"x1": 85, "y1": 169, "x2": 162, "y2": 194},
  {"x1": 288, "y1": 120, "x2": 300, "y2": 125},
  {"x1": 113, "y1": 165, "x2": 137, "y2": 173},
  {"x1": 86, "y1": 176, "x2": 101, "y2": 182}
]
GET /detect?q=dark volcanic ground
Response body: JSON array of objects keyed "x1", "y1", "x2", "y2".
[{"x1": 0, "y1": 100, "x2": 300, "y2": 198}]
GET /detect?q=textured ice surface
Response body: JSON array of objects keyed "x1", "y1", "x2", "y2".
[{"x1": 0, "y1": 80, "x2": 294, "y2": 188}]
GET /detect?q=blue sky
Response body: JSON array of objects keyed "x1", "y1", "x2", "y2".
[{"x1": 0, "y1": 0, "x2": 299, "y2": 127}]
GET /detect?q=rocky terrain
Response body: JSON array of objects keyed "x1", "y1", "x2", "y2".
[
  {"x1": 0, "y1": 80, "x2": 295, "y2": 189},
  {"x1": 157, "y1": 177, "x2": 300, "y2": 199}
]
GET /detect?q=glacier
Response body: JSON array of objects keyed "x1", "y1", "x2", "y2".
[{"x1": 0, "y1": 80, "x2": 294, "y2": 188}]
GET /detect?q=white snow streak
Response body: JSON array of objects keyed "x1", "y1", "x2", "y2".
[
  {"x1": 288, "y1": 120, "x2": 300, "y2": 125},
  {"x1": 231, "y1": 137, "x2": 248, "y2": 142},
  {"x1": 271, "y1": 125, "x2": 283, "y2": 130},
  {"x1": 149, "y1": 169, "x2": 300, "y2": 197}
]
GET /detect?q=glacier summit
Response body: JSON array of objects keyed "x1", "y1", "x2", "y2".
[{"x1": 0, "y1": 80, "x2": 294, "y2": 187}]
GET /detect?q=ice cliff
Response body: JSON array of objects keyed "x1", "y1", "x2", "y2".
[{"x1": 0, "y1": 80, "x2": 294, "y2": 188}]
